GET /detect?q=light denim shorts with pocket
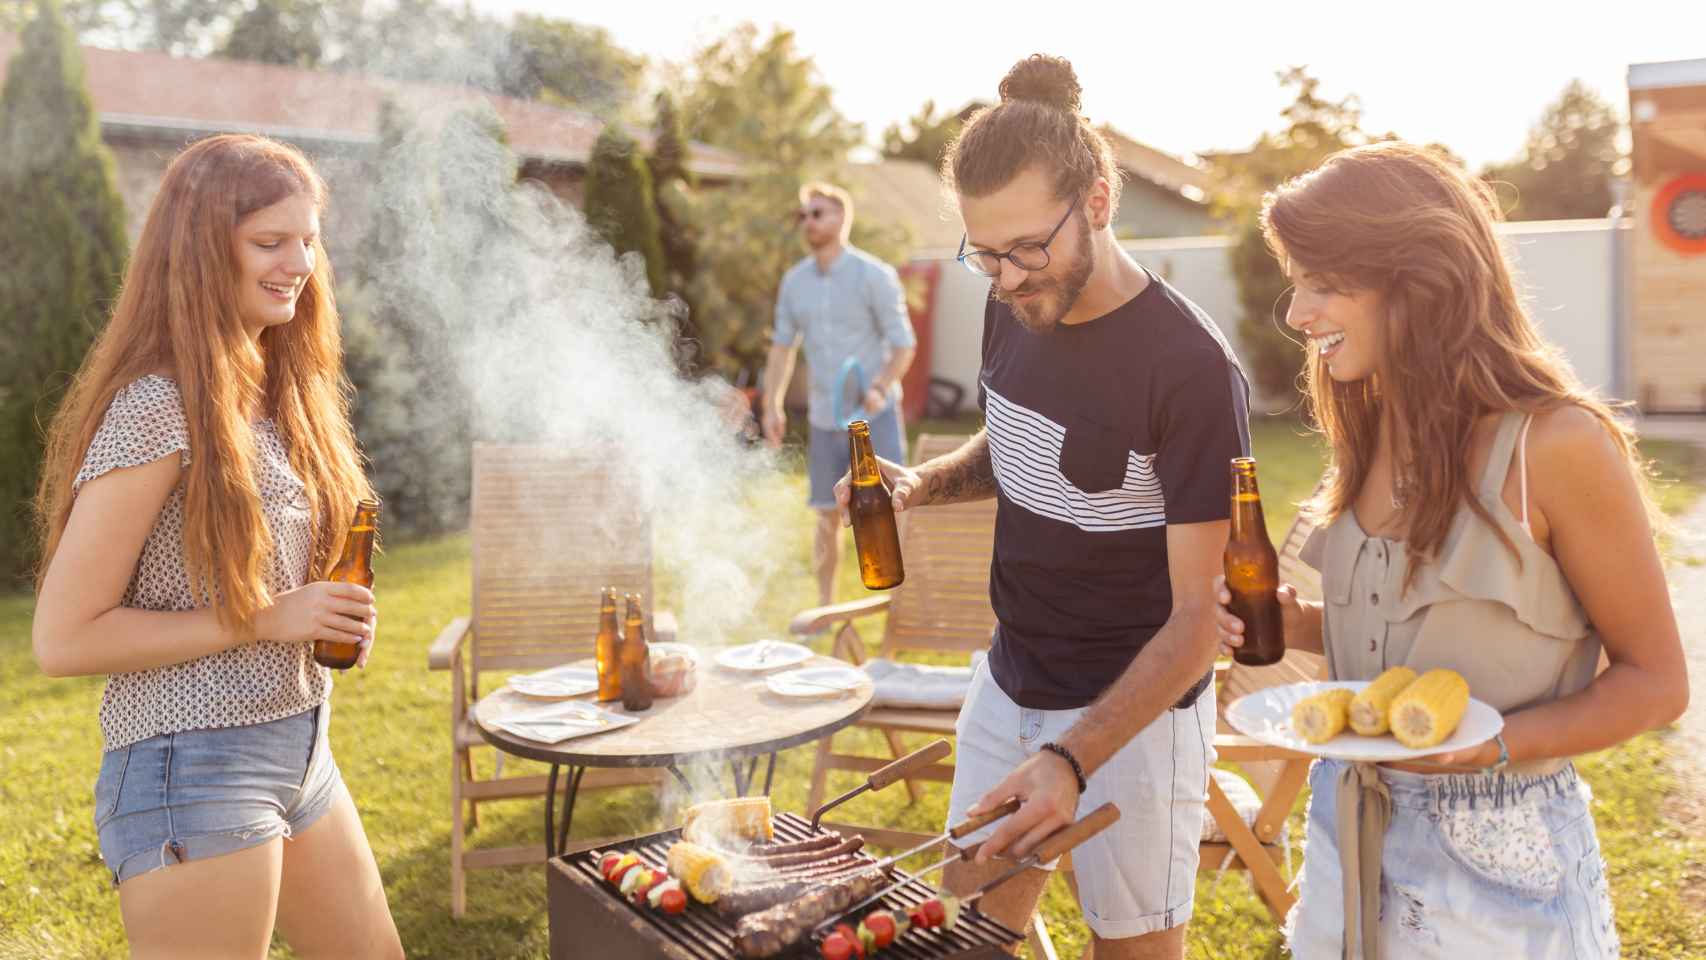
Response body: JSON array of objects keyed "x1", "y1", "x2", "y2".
[
  {"x1": 1285, "y1": 758, "x2": 1618, "y2": 959},
  {"x1": 93, "y1": 703, "x2": 341, "y2": 887}
]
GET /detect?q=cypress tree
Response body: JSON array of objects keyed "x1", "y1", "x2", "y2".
[
  {"x1": 583, "y1": 123, "x2": 664, "y2": 297},
  {"x1": 0, "y1": 0, "x2": 128, "y2": 581}
]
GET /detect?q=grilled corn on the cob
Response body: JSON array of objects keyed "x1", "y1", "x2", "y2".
[
  {"x1": 682, "y1": 796, "x2": 773, "y2": 844},
  {"x1": 1389, "y1": 669, "x2": 1470, "y2": 749},
  {"x1": 666, "y1": 841, "x2": 730, "y2": 903},
  {"x1": 1291, "y1": 687, "x2": 1356, "y2": 744},
  {"x1": 1349, "y1": 666, "x2": 1418, "y2": 735}
]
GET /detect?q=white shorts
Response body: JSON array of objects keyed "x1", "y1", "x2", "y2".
[{"x1": 947, "y1": 658, "x2": 1216, "y2": 940}]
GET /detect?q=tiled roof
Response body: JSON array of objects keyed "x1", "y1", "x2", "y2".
[
  {"x1": 0, "y1": 33, "x2": 746, "y2": 178},
  {"x1": 1099, "y1": 126, "x2": 1212, "y2": 203}
]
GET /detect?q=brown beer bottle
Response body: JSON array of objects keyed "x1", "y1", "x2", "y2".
[
  {"x1": 1225, "y1": 459, "x2": 1285, "y2": 666},
  {"x1": 619, "y1": 593, "x2": 654, "y2": 711},
  {"x1": 847, "y1": 419, "x2": 904, "y2": 590},
  {"x1": 594, "y1": 587, "x2": 622, "y2": 702},
  {"x1": 313, "y1": 499, "x2": 380, "y2": 670}
]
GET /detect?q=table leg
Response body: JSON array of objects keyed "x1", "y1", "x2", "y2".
[
  {"x1": 761, "y1": 753, "x2": 778, "y2": 795},
  {"x1": 731, "y1": 757, "x2": 757, "y2": 796},
  {"x1": 544, "y1": 764, "x2": 560, "y2": 856},
  {"x1": 668, "y1": 766, "x2": 693, "y2": 795},
  {"x1": 555, "y1": 766, "x2": 586, "y2": 859}
]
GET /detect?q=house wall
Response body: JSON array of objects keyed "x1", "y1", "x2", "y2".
[
  {"x1": 1629, "y1": 177, "x2": 1706, "y2": 413},
  {"x1": 1112, "y1": 179, "x2": 1218, "y2": 239},
  {"x1": 916, "y1": 221, "x2": 1626, "y2": 415}
]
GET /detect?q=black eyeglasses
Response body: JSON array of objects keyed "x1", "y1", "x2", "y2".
[
  {"x1": 956, "y1": 195, "x2": 1079, "y2": 278},
  {"x1": 794, "y1": 207, "x2": 832, "y2": 224}
]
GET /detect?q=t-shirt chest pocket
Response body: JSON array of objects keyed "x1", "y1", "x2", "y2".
[{"x1": 1058, "y1": 413, "x2": 1133, "y2": 494}]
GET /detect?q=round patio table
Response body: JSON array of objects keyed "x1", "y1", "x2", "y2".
[{"x1": 473, "y1": 653, "x2": 873, "y2": 857}]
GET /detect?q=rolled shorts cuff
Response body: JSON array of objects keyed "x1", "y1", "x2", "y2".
[
  {"x1": 106, "y1": 817, "x2": 293, "y2": 887},
  {"x1": 1082, "y1": 897, "x2": 1196, "y2": 940}
]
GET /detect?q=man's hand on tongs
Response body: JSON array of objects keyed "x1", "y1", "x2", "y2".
[{"x1": 962, "y1": 750, "x2": 1080, "y2": 864}]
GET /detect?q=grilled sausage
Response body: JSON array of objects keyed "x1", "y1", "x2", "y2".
[
  {"x1": 746, "y1": 833, "x2": 841, "y2": 856},
  {"x1": 733, "y1": 868, "x2": 890, "y2": 958},
  {"x1": 755, "y1": 836, "x2": 864, "y2": 869}
]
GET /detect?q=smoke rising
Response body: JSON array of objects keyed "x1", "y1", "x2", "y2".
[{"x1": 348, "y1": 87, "x2": 794, "y2": 650}]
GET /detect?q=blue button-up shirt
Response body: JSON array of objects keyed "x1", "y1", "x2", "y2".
[{"x1": 774, "y1": 246, "x2": 917, "y2": 430}]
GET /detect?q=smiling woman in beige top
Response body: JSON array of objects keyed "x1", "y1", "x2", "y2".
[{"x1": 1213, "y1": 141, "x2": 1687, "y2": 959}]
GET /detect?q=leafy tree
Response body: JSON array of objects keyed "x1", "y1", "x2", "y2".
[
  {"x1": 584, "y1": 123, "x2": 665, "y2": 297},
  {"x1": 881, "y1": 98, "x2": 985, "y2": 168},
  {"x1": 672, "y1": 24, "x2": 907, "y2": 381},
  {"x1": 216, "y1": 0, "x2": 321, "y2": 67},
  {"x1": 1209, "y1": 67, "x2": 1371, "y2": 401},
  {"x1": 1481, "y1": 80, "x2": 1624, "y2": 221},
  {"x1": 501, "y1": 14, "x2": 644, "y2": 116},
  {"x1": 0, "y1": 0, "x2": 128, "y2": 580}
]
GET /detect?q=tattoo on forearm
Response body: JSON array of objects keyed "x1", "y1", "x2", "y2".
[{"x1": 925, "y1": 431, "x2": 998, "y2": 506}]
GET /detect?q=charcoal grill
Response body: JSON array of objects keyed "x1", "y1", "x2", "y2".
[{"x1": 548, "y1": 812, "x2": 1023, "y2": 960}]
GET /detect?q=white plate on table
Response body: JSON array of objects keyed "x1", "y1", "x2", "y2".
[
  {"x1": 487, "y1": 700, "x2": 638, "y2": 744},
  {"x1": 714, "y1": 639, "x2": 813, "y2": 673},
  {"x1": 506, "y1": 664, "x2": 599, "y2": 699},
  {"x1": 765, "y1": 665, "x2": 867, "y2": 699},
  {"x1": 1225, "y1": 680, "x2": 1504, "y2": 763}
]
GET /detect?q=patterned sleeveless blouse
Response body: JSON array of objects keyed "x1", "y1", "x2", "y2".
[{"x1": 74, "y1": 375, "x2": 329, "y2": 751}]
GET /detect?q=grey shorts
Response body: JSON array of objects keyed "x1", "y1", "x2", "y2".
[
  {"x1": 93, "y1": 703, "x2": 341, "y2": 886},
  {"x1": 947, "y1": 659, "x2": 1216, "y2": 939},
  {"x1": 807, "y1": 405, "x2": 906, "y2": 510}
]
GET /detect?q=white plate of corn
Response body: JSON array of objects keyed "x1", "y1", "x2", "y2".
[{"x1": 1225, "y1": 667, "x2": 1503, "y2": 762}]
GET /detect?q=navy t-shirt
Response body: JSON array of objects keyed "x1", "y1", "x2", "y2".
[{"x1": 977, "y1": 269, "x2": 1251, "y2": 709}]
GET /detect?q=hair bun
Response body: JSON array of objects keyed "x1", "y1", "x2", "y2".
[{"x1": 998, "y1": 54, "x2": 1082, "y2": 113}]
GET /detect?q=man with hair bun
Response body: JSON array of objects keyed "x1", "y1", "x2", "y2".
[{"x1": 835, "y1": 54, "x2": 1250, "y2": 958}]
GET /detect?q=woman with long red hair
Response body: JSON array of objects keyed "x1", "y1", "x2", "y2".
[
  {"x1": 32, "y1": 134, "x2": 402, "y2": 958},
  {"x1": 1215, "y1": 141, "x2": 1686, "y2": 957}
]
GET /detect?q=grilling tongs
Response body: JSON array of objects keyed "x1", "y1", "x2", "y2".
[
  {"x1": 810, "y1": 739, "x2": 955, "y2": 833},
  {"x1": 815, "y1": 801, "x2": 1121, "y2": 935}
]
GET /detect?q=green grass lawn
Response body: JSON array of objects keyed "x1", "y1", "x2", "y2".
[{"x1": 1, "y1": 415, "x2": 1701, "y2": 959}]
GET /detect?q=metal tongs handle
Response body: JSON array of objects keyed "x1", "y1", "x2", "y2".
[
  {"x1": 811, "y1": 739, "x2": 952, "y2": 831},
  {"x1": 813, "y1": 798, "x2": 1025, "y2": 935},
  {"x1": 963, "y1": 802, "x2": 1121, "y2": 907}
]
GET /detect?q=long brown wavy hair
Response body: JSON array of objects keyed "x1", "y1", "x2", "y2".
[
  {"x1": 1260, "y1": 140, "x2": 1650, "y2": 584},
  {"x1": 35, "y1": 134, "x2": 372, "y2": 633}
]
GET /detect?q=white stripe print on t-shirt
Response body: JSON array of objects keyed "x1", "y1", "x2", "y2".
[{"x1": 984, "y1": 386, "x2": 1166, "y2": 533}]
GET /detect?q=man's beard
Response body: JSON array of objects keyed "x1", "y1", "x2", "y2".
[{"x1": 992, "y1": 215, "x2": 1094, "y2": 334}]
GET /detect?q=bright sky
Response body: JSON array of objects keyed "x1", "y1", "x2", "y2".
[{"x1": 481, "y1": 1, "x2": 1705, "y2": 170}]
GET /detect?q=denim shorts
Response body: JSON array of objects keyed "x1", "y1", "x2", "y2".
[
  {"x1": 947, "y1": 658, "x2": 1217, "y2": 939},
  {"x1": 806, "y1": 404, "x2": 906, "y2": 510},
  {"x1": 1285, "y1": 758, "x2": 1618, "y2": 959},
  {"x1": 93, "y1": 703, "x2": 342, "y2": 887}
]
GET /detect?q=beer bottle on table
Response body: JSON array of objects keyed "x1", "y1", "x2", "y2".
[
  {"x1": 847, "y1": 419, "x2": 904, "y2": 590},
  {"x1": 1224, "y1": 458, "x2": 1285, "y2": 667},
  {"x1": 595, "y1": 587, "x2": 622, "y2": 702},
  {"x1": 314, "y1": 499, "x2": 380, "y2": 670},
  {"x1": 619, "y1": 593, "x2": 654, "y2": 711}
]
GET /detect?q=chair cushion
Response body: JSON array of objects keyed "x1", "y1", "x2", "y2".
[
  {"x1": 863, "y1": 653, "x2": 985, "y2": 709},
  {"x1": 1202, "y1": 767, "x2": 1262, "y2": 843}
]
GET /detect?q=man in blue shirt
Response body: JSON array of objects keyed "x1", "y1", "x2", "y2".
[{"x1": 763, "y1": 182, "x2": 917, "y2": 606}]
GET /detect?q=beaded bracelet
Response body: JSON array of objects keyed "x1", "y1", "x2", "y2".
[{"x1": 1039, "y1": 742, "x2": 1087, "y2": 794}]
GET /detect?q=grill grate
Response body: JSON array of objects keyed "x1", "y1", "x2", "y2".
[{"x1": 553, "y1": 812, "x2": 1022, "y2": 959}]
